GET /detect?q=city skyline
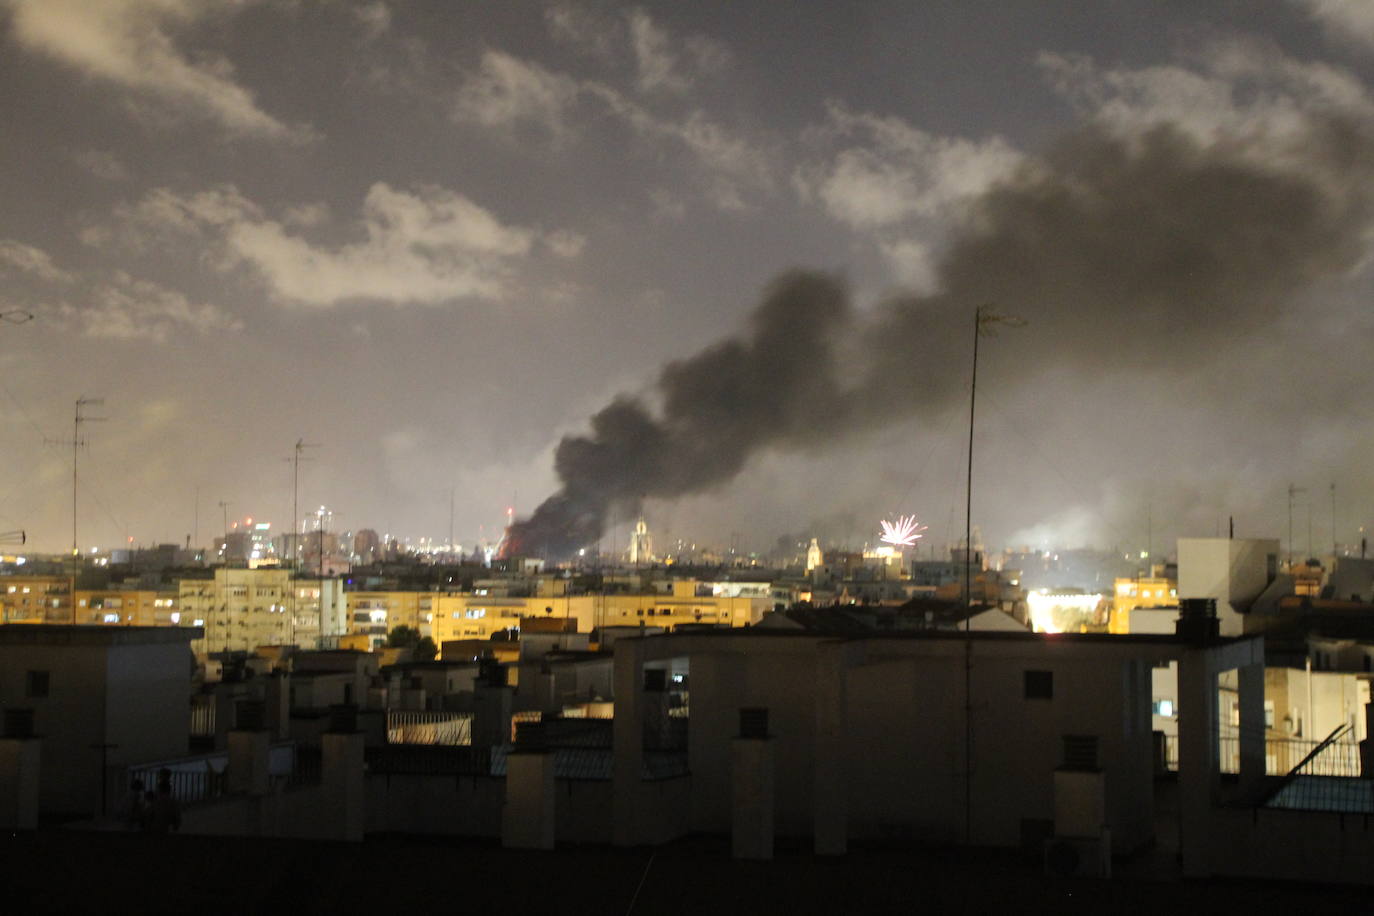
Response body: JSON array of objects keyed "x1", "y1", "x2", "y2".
[{"x1": 3, "y1": 2, "x2": 1374, "y2": 556}]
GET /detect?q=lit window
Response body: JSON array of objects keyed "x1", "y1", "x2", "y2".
[
  {"x1": 103, "y1": 613, "x2": 119, "y2": 623},
  {"x1": 170, "y1": 612, "x2": 181, "y2": 624}
]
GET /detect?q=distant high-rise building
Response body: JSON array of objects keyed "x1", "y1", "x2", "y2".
[
  {"x1": 805, "y1": 538, "x2": 823, "y2": 573},
  {"x1": 353, "y1": 529, "x2": 382, "y2": 565}
]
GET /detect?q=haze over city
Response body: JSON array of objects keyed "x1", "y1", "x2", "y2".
[{"x1": 3, "y1": 1, "x2": 1374, "y2": 558}]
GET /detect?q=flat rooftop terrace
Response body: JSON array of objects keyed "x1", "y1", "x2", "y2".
[{"x1": 4, "y1": 826, "x2": 1370, "y2": 914}]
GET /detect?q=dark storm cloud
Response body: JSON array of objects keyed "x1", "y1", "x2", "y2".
[{"x1": 510, "y1": 112, "x2": 1374, "y2": 559}]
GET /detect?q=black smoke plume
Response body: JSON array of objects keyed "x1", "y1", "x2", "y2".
[{"x1": 506, "y1": 114, "x2": 1374, "y2": 560}]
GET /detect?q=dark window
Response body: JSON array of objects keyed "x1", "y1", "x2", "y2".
[
  {"x1": 25, "y1": 670, "x2": 49, "y2": 698},
  {"x1": 1024, "y1": 670, "x2": 1053, "y2": 699},
  {"x1": 1062, "y1": 734, "x2": 1099, "y2": 770}
]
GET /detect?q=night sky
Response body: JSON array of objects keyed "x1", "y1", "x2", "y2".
[{"x1": 3, "y1": 1, "x2": 1373, "y2": 558}]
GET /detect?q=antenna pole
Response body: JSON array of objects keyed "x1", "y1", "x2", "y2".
[
  {"x1": 1331, "y1": 482, "x2": 1337, "y2": 558},
  {"x1": 285, "y1": 439, "x2": 318, "y2": 647},
  {"x1": 964, "y1": 306, "x2": 979, "y2": 847}
]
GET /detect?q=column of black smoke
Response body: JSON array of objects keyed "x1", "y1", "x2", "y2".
[{"x1": 507, "y1": 115, "x2": 1374, "y2": 560}]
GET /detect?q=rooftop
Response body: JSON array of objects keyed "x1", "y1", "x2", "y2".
[
  {"x1": 5, "y1": 829, "x2": 1370, "y2": 913},
  {"x1": 0, "y1": 624, "x2": 203, "y2": 647}
]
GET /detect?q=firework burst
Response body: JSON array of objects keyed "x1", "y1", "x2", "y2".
[{"x1": 879, "y1": 514, "x2": 927, "y2": 548}]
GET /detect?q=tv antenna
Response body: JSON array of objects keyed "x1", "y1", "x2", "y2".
[
  {"x1": 46, "y1": 397, "x2": 106, "y2": 558},
  {"x1": 285, "y1": 439, "x2": 319, "y2": 570}
]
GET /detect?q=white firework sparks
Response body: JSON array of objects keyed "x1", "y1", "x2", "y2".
[{"x1": 879, "y1": 514, "x2": 927, "y2": 547}]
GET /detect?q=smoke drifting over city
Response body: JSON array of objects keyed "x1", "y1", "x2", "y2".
[{"x1": 509, "y1": 112, "x2": 1374, "y2": 559}]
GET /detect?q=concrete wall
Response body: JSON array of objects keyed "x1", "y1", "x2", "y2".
[
  {"x1": 554, "y1": 779, "x2": 615, "y2": 844},
  {"x1": 0, "y1": 641, "x2": 106, "y2": 815},
  {"x1": 1205, "y1": 805, "x2": 1374, "y2": 884},
  {"x1": 365, "y1": 773, "x2": 504, "y2": 836},
  {"x1": 676, "y1": 635, "x2": 1156, "y2": 853},
  {"x1": 105, "y1": 641, "x2": 193, "y2": 768},
  {"x1": 1177, "y1": 538, "x2": 1278, "y2": 637},
  {"x1": 0, "y1": 633, "x2": 193, "y2": 816}
]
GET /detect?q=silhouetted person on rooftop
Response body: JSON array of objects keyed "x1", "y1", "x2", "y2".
[{"x1": 142, "y1": 768, "x2": 181, "y2": 834}]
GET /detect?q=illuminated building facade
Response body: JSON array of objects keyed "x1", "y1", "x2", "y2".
[
  {"x1": 0, "y1": 576, "x2": 72, "y2": 623},
  {"x1": 345, "y1": 590, "x2": 435, "y2": 648},
  {"x1": 1108, "y1": 572, "x2": 1179, "y2": 634},
  {"x1": 628, "y1": 516, "x2": 653, "y2": 565},
  {"x1": 74, "y1": 589, "x2": 179, "y2": 626},
  {"x1": 426, "y1": 585, "x2": 769, "y2": 647},
  {"x1": 217, "y1": 519, "x2": 279, "y2": 568}
]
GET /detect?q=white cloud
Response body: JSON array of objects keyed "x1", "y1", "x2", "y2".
[
  {"x1": 1038, "y1": 41, "x2": 1374, "y2": 158},
  {"x1": 794, "y1": 102, "x2": 1020, "y2": 288},
  {"x1": 70, "y1": 149, "x2": 130, "y2": 181},
  {"x1": 115, "y1": 182, "x2": 576, "y2": 307},
  {"x1": 547, "y1": 4, "x2": 730, "y2": 89},
  {"x1": 545, "y1": 3, "x2": 619, "y2": 63},
  {"x1": 878, "y1": 238, "x2": 938, "y2": 294},
  {"x1": 545, "y1": 229, "x2": 587, "y2": 259},
  {"x1": 3, "y1": 0, "x2": 309, "y2": 141},
  {"x1": 0, "y1": 240, "x2": 73, "y2": 284},
  {"x1": 454, "y1": 50, "x2": 771, "y2": 206},
  {"x1": 58, "y1": 271, "x2": 242, "y2": 343},
  {"x1": 283, "y1": 202, "x2": 330, "y2": 228},
  {"x1": 452, "y1": 51, "x2": 580, "y2": 137},
  {"x1": 627, "y1": 8, "x2": 688, "y2": 94},
  {"x1": 1292, "y1": 0, "x2": 1374, "y2": 50},
  {"x1": 354, "y1": 2, "x2": 391, "y2": 42},
  {"x1": 585, "y1": 83, "x2": 773, "y2": 198},
  {"x1": 649, "y1": 188, "x2": 686, "y2": 220},
  {"x1": 798, "y1": 103, "x2": 1022, "y2": 230}
]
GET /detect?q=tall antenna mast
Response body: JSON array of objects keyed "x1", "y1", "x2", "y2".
[
  {"x1": 46, "y1": 397, "x2": 106, "y2": 559},
  {"x1": 287, "y1": 439, "x2": 319, "y2": 570},
  {"x1": 1331, "y1": 482, "x2": 1338, "y2": 558},
  {"x1": 1287, "y1": 484, "x2": 1306, "y2": 569},
  {"x1": 218, "y1": 500, "x2": 230, "y2": 563}
]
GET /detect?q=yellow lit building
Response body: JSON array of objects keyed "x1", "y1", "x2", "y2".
[
  {"x1": 1108, "y1": 575, "x2": 1179, "y2": 634},
  {"x1": 428, "y1": 582, "x2": 770, "y2": 648},
  {"x1": 179, "y1": 568, "x2": 347, "y2": 655},
  {"x1": 346, "y1": 591, "x2": 436, "y2": 648},
  {"x1": 74, "y1": 589, "x2": 179, "y2": 626},
  {"x1": 0, "y1": 576, "x2": 73, "y2": 623}
]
